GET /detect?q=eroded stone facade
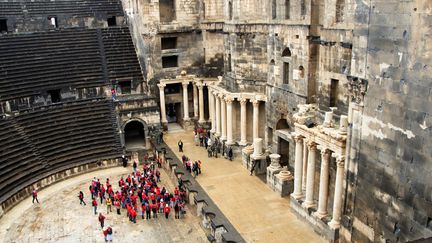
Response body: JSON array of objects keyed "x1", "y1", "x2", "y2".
[{"x1": 125, "y1": 0, "x2": 432, "y2": 242}]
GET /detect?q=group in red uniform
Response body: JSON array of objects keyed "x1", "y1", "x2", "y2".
[{"x1": 82, "y1": 161, "x2": 188, "y2": 241}]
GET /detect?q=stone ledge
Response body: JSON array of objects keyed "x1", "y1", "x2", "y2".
[{"x1": 152, "y1": 140, "x2": 245, "y2": 243}]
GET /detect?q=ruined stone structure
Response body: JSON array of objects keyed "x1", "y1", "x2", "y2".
[
  {"x1": 125, "y1": 0, "x2": 432, "y2": 242},
  {"x1": 0, "y1": 0, "x2": 431, "y2": 242}
]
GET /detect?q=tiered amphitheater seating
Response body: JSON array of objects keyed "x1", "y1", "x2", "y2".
[
  {"x1": 0, "y1": 0, "x2": 123, "y2": 17},
  {"x1": 0, "y1": 29, "x2": 104, "y2": 102},
  {"x1": 0, "y1": 99, "x2": 122, "y2": 204},
  {"x1": 102, "y1": 27, "x2": 144, "y2": 82}
]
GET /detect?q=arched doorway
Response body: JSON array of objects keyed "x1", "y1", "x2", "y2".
[
  {"x1": 276, "y1": 119, "x2": 291, "y2": 167},
  {"x1": 124, "y1": 120, "x2": 145, "y2": 149}
]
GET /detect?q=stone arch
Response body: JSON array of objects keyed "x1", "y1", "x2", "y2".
[
  {"x1": 122, "y1": 118, "x2": 148, "y2": 149},
  {"x1": 282, "y1": 47, "x2": 291, "y2": 57},
  {"x1": 276, "y1": 118, "x2": 289, "y2": 130}
]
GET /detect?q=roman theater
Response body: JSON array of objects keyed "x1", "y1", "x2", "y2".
[{"x1": 0, "y1": 0, "x2": 431, "y2": 242}]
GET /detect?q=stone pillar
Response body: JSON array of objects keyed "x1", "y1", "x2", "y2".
[
  {"x1": 252, "y1": 99, "x2": 259, "y2": 139},
  {"x1": 329, "y1": 156, "x2": 345, "y2": 229},
  {"x1": 302, "y1": 141, "x2": 308, "y2": 191},
  {"x1": 193, "y1": 84, "x2": 198, "y2": 118},
  {"x1": 292, "y1": 135, "x2": 304, "y2": 199},
  {"x1": 220, "y1": 95, "x2": 227, "y2": 140},
  {"x1": 157, "y1": 83, "x2": 167, "y2": 123},
  {"x1": 225, "y1": 96, "x2": 234, "y2": 145},
  {"x1": 303, "y1": 142, "x2": 317, "y2": 208},
  {"x1": 253, "y1": 138, "x2": 263, "y2": 156},
  {"x1": 215, "y1": 94, "x2": 221, "y2": 136},
  {"x1": 198, "y1": 84, "x2": 205, "y2": 123},
  {"x1": 315, "y1": 149, "x2": 332, "y2": 218},
  {"x1": 182, "y1": 82, "x2": 190, "y2": 121},
  {"x1": 209, "y1": 91, "x2": 215, "y2": 132},
  {"x1": 239, "y1": 98, "x2": 247, "y2": 145}
]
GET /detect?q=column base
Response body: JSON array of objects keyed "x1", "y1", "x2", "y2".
[
  {"x1": 220, "y1": 136, "x2": 227, "y2": 141},
  {"x1": 328, "y1": 219, "x2": 341, "y2": 229},
  {"x1": 226, "y1": 140, "x2": 235, "y2": 145},
  {"x1": 302, "y1": 200, "x2": 316, "y2": 209},
  {"x1": 291, "y1": 192, "x2": 304, "y2": 200},
  {"x1": 183, "y1": 117, "x2": 190, "y2": 121},
  {"x1": 198, "y1": 119, "x2": 206, "y2": 124},
  {"x1": 313, "y1": 211, "x2": 328, "y2": 219},
  {"x1": 238, "y1": 140, "x2": 248, "y2": 146}
]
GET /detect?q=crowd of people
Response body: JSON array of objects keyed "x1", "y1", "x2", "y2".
[
  {"x1": 79, "y1": 160, "x2": 188, "y2": 242},
  {"x1": 192, "y1": 128, "x2": 234, "y2": 161}
]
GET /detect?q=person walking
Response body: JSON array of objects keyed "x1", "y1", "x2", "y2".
[
  {"x1": 178, "y1": 140, "x2": 183, "y2": 152},
  {"x1": 164, "y1": 204, "x2": 171, "y2": 219},
  {"x1": 106, "y1": 197, "x2": 112, "y2": 214},
  {"x1": 115, "y1": 199, "x2": 121, "y2": 215},
  {"x1": 174, "y1": 203, "x2": 180, "y2": 219},
  {"x1": 98, "y1": 213, "x2": 106, "y2": 228},
  {"x1": 92, "y1": 198, "x2": 98, "y2": 215},
  {"x1": 228, "y1": 147, "x2": 233, "y2": 161},
  {"x1": 78, "y1": 191, "x2": 86, "y2": 206},
  {"x1": 32, "y1": 189, "x2": 39, "y2": 204},
  {"x1": 103, "y1": 226, "x2": 113, "y2": 242}
]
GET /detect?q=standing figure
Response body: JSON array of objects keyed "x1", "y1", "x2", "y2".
[
  {"x1": 92, "y1": 198, "x2": 98, "y2": 215},
  {"x1": 32, "y1": 189, "x2": 39, "y2": 204},
  {"x1": 98, "y1": 213, "x2": 105, "y2": 228},
  {"x1": 78, "y1": 191, "x2": 86, "y2": 205},
  {"x1": 178, "y1": 140, "x2": 183, "y2": 152}
]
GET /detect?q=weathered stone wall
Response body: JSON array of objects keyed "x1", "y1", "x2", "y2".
[{"x1": 349, "y1": 1, "x2": 432, "y2": 242}]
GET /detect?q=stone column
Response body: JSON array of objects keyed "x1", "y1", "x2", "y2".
[
  {"x1": 209, "y1": 91, "x2": 215, "y2": 132},
  {"x1": 292, "y1": 135, "x2": 304, "y2": 199},
  {"x1": 302, "y1": 141, "x2": 309, "y2": 191},
  {"x1": 193, "y1": 84, "x2": 198, "y2": 118},
  {"x1": 198, "y1": 83, "x2": 205, "y2": 123},
  {"x1": 225, "y1": 96, "x2": 234, "y2": 145},
  {"x1": 182, "y1": 82, "x2": 190, "y2": 121},
  {"x1": 157, "y1": 83, "x2": 167, "y2": 123},
  {"x1": 315, "y1": 149, "x2": 332, "y2": 218},
  {"x1": 215, "y1": 93, "x2": 221, "y2": 136},
  {"x1": 220, "y1": 94, "x2": 227, "y2": 140},
  {"x1": 303, "y1": 142, "x2": 317, "y2": 208},
  {"x1": 252, "y1": 99, "x2": 259, "y2": 139},
  {"x1": 329, "y1": 156, "x2": 345, "y2": 229},
  {"x1": 239, "y1": 98, "x2": 247, "y2": 145}
]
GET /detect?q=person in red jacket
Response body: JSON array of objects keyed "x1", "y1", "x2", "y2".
[
  {"x1": 92, "y1": 198, "x2": 98, "y2": 215},
  {"x1": 78, "y1": 191, "x2": 86, "y2": 206},
  {"x1": 164, "y1": 204, "x2": 171, "y2": 219},
  {"x1": 32, "y1": 189, "x2": 39, "y2": 204},
  {"x1": 130, "y1": 208, "x2": 137, "y2": 223},
  {"x1": 98, "y1": 213, "x2": 106, "y2": 228}
]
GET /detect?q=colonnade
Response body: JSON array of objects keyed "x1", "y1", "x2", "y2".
[
  {"x1": 208, "y1": 91, "x2": 262, "y2": 145},
  {"x1": 158, "y1": 79, "x2": 264, "y2": 146},
  {"x1": 291, "y1": 135, "x2": 345, "y2": 229}
]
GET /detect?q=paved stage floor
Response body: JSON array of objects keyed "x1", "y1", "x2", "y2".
[
  {"x1": 164, "y1": 130, "x2": 324, "y2": 243},
  {"x1": 0, "y1": 167, "x2": 206, "y2": 243}
]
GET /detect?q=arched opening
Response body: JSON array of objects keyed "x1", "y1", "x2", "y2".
[
  {"x1": 276, "y1": 119, "x2": 290, "y2": 167},
  {"x1": 282, "y1": 48, "x2": 291, "y2": 85},
  {"x1": 124, "y1": 120, "x2": 145, "y2": 148},
  {"x1": 276, "y1": 119, "x2": 289, "y2": 130},
  {"x1": 282, "y1": 48, "x2": 291, "y2": 57},
  {"x1": 299, "y1": 66, "x2": 305, "y2": 78}
]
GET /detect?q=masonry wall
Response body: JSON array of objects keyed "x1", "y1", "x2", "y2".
[{"x1": 350, "y1": 1, "x2": 432, "y2": 242}]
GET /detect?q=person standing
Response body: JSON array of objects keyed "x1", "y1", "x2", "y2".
[
  {"x1": 32, "y1": 189, "x2": 39, "y2": 204},
  {"x1": 122, "y1": 155, "x2": 128, "y2": 168},
  {"x1": 178, "y1": 140, "x2": 183, "y2": 152},
  {"x1": 114, "y1": 199, "x2": 121, "y2": 215},
  {"x1": 106, "y1": 197, "x2": 112, "y2": 214},
  {"x1": 78, "y1": 191, "x2": 86, "y2": 206},
  {"x1": 228, "y1": 147, "x2": 233, "y2": 161},
  {"x1": 92, "y1": 198, "x2": 98, "y2": 215},
  {"x1": 164, "y1": 204, "x2": 171, "y2": 219},
  {"x1": 174, "y1": 203, "x2": 180, "y2": 219},
  {"x1": 98, "y1": 213, "x2": 106, "y2": 228},
  {"x1": 133, "y1": 161, "x2": 137, "y2": 173}
]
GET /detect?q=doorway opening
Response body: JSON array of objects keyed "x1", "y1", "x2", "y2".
[
  {"x1": 124, "y1": 120, "x2": 145, "y2": 148},
  {"x1": 278, "y1": 137, "x2": 290, "y2": 167}
]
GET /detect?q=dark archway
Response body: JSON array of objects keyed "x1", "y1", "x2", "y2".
[
  {"x1": 276, "y1": 119, "x2": 289, "y2": 130},
  {"x1": 124, "y1": 120, "x2": 145, "y2": 148}
]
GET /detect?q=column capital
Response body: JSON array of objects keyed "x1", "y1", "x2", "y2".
[
  {"x1": 251, "y1": 99, "x2": 260, "y2": 106},
  {"x1": 218, "y1": 93, "x2": 224, "y2": 99},
  {"x1": 157, "y1": 83, "x2": 166, "y2": 89},
  {"x1": 336, "y1": 156, "x2": 345, "y2": 167},
  {"x1": 321, "y1": 148, "x2": 332, "y2": 157},
  {"x1": 181, "y1": 81, "x2": 190, "y2": 86},
  {"x1": 196, "y1": 82, "x2": 204, "y2": 90},
  {"x1": 294, "y1": 135, "x2": 304, "y2": 144},
  {"x1": 307, "y1": 141, "x2": 317, "y2": 151},
  {"x1": 225, "y1": 95, "x2": 234, "y2": 103},
  {"x1": 239, "y1": 98, "x2": 248, "y2": 105}
]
